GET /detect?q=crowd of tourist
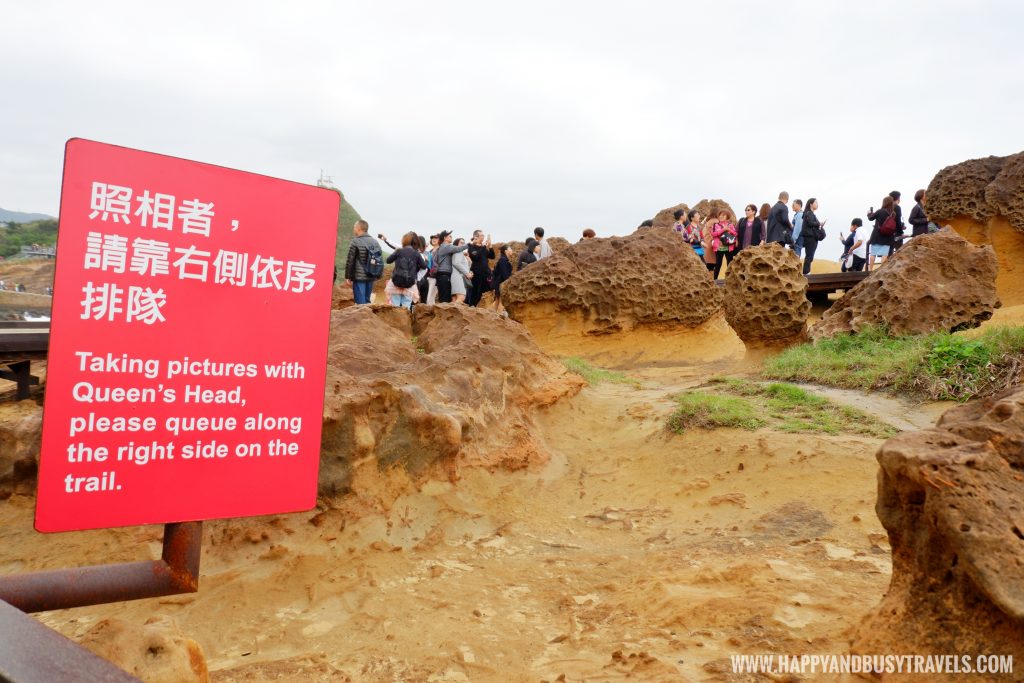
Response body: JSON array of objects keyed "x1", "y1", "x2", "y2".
[
  {"x1": 670, "y1": 189, "x2": 936, "y2": 277},
  {"x1": 342, "y1": 189, "x2": 938, "y2": 309}
]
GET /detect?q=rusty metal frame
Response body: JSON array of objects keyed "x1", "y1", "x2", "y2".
[{"x1": 0, "y1": 521, "x2": 202, "y2": 613}]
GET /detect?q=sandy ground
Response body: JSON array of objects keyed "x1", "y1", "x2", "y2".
[{"x1": 0, "y1": 348, "x2": 921, "y2": 682}]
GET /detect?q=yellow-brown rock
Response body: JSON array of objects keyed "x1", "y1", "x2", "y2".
[
  {"x1": 0, "y1": 400, "x2": 42, "y2": 499},
  {"x1": 851, "y1": 388, "x2": 1024, "y2": 678},
  {"x1": 810, "y1": 230, "x2": 999, "y2": 340},
  {"x1": 320, "y1": 304, "x2": 582, "y2": 497},
  {"x1": 723, "y1": 243, "x2": 810, "y2": 344},
  {"x1": 927, "y1": 150, "x2": 1024, "y2": 304},
  {"x1": 78, "y1": 616, "x2": 210, "y2": 683}
]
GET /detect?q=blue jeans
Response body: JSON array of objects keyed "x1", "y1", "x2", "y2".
[
  {"x1": 352, "y1": 280, "x2": 373, "y2": 304},
  {"x1": 390, "y1": 293, "x2": 413, "y2": 309}
]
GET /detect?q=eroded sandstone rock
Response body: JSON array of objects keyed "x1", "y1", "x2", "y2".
[
  {"x1": 0, "y1": 400, "x2": 42, "y2": 499},
  {"x1": 78, "y1": 616, "x2": 210, "y2": 683},
  {"x1": 652, "y1": 203, "x2": 689, "y2": 229},
  {"x1": 928, "y1": 151, "x2": 1024, "y2": 231},
  {"x1": 503, "y1": 228, "x2": 721, "y2": 334},
  {"x1": 811, "y1": 230, "x2": 999, "y2": 340},
  {"x1": 320, "y1": 304, "x2": 582, "y2": 496},
  {"x1": 928, "y1": 150, "x2": 1024, "y2": 305},
  {"x1": 851, "y1": 388, "x2": 1024, "y2": 673},
  {"x1": 723, "y1": 243, "x2": 810, "y2": 344}
]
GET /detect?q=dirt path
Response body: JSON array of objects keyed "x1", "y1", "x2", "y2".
[{"x1": 1, "y1": 370, "x2": 906, "y2": 681}]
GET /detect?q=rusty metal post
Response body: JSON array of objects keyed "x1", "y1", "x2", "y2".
[
  {"x1": 0, "y1": 599, "x2": 142, "y2": 682},
  {"x1": 0, "y1": 521, "x2": 202, "y2": 613}
]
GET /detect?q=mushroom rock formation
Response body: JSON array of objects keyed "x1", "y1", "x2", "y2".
[
  {"x1": 927, "y1": 150, "x2": 1024, "y2": 304},
  {"x1": 723, "y1": 243, "x2": 810, "y2": 344},
  {"x1": 320, "y1": 304, "x2": 582, "y2": 499},
  {"x1": 851, "y1": 388, "x2": 1024, "y2": 674},
  {"x1": 691, "y1": 198, "x2": 737, "y2": 223},
  {"x1": 502, "y1": 228, "x2": 743, "y2": 365},
  {"x1": 651, "y1": 203, "x2": 690, "y2": 229},
  {"x1": 79, "y1": 617, "x2": 210, "y2": 683},
  {"x1": 810, "y1": 230, "x2": 999, "y2": 340}
]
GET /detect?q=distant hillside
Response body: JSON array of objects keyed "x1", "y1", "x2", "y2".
[
  {"x1": 0, "y1": 219, "x2": 58, "y2": 258},
  {"x1": 325, "y1": 186, "x2": 362, "y2": 275},
  {"x1": 0, "y1": 208, "x2": 54, "y2": 224}
]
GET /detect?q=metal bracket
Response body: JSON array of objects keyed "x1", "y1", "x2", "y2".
[{"x1": 0, "y1": 521, "x2": 202, "y2": 613}]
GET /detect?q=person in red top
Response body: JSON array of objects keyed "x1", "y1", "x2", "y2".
[{"x1": 711, "y1": 209, "x2": 738, "y2": 279}]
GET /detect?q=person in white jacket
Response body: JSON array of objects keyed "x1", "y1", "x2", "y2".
[{"x1": 450, "y1": 238, "x2": 473, "y2": 304}]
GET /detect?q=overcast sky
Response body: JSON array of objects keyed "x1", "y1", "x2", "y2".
[{"x1": 3, "y1": 1, "x2": 1023, "y2": 260}]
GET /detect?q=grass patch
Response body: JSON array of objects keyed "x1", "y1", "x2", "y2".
[
  {"x1": 562, "y1": 357, "x2": 639, "y2": 387},
  {"x1": 668, "y1": 391, "x2": 766, "y2": 433},
  {"x1": 670, "y1": 379, "x2": 896, "y2": 437},
  {"x1": 763, "y1": 325, "x2": 1024, "y2": 401}
]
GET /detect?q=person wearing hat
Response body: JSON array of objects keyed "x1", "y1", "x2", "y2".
[
  {"x1": 432, "y1": 230, "x2": 470, "y2": 303},
  {"x1": 425, "y1": 233, "x2": 440, "y2": 303}
]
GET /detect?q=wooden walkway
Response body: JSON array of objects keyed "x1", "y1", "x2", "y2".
[
  {"x1": 0, "y1": 321, "x2": 49, "y2": 399},
  {"x1": 716, "y1": 270, "x2": 868, "y2": 296}
]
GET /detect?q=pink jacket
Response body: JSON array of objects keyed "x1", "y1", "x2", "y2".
[{"x1": 711, "y1": 221, "x2": 738, "y2": 252}]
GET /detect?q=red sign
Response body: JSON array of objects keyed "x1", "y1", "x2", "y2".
[{"x1": 35, "y1": 139, "x2": 339, "y2": 532}]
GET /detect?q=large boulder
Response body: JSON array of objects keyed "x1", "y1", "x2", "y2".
[
  {"x1": 851, "y1": 388, "x2": 1024, "y2": 675},
  {"x1": 927, "y1": 151, "x2": 1024, "y2": 305},
  {"x1": 78, "y1": 616, "x2": 210, "y2": 683},
  {"x1": 651, "y1": 203, "x2": 689, "y2": 229},
  {"x1": 723, "y1": 243, "x2": 810, "y2": 344},
  {"x1": 650, "y1": 199, "x2": 736, "y2": 230},
  {"x1": 320, "y1": 304, "x2": 582, "y2": 497},
  {"x1": 501, "y1": 229, "x2": 742, "y2": 365},
  {"x1": 810, "y1": 230, "x2": 999, "y2": 340}
]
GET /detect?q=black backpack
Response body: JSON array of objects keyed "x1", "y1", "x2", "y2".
[
  {"x1": 391, "y1": 251, "x2": 417, "y2": 288},
  {"x1": 364, "y1": 242, "x2": 384, "y2": 279}
]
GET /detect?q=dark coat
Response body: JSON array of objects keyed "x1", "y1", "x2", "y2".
[
  {"x1": 801, "y1": 209, "x2": 823, "y2": 241},
  {"x1": 736, "y1": 217, "x2": 764, "y2": 248},
  {"x1": 766, "y1": 201, "x2": 793, "y2": 244},
  {"x1": 908, "y1": 202, "x2": 929, "y2": 236},
  {"x1": 867, "y1": 207, "x2": 895, "y2": 247}
]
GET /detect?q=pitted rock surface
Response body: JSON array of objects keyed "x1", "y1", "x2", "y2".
[
  {"x1": 810, "y1": 230, "x2": 999, "y2": 340},
  {"x1": 79, "y1": 616, "x2": 210, "y2": 683},
  {"x1": 928, "y1": 151, "x2": 1024, "y2": 230},
  {"x1": 852, "y1": 387, "x2": 1024, "y2": 669},
  {"x1": 652, "y1": 203, "x2": 690, "y2": 229},
  {"x1": 0, "y1": 400, "x2": 42, "y2": 500},
  {"x1": 723, "y1": 243, "x2": 809, "y2": 343},
  {"x1": 320, "y1": 304, "x2": 582, "y2": 496},
  {"x1": 501, "y1": 228, "x2": 721, "y2": 334},
  {"x1": 651, "y1": 199, "x2": 736, "y2": 229}
]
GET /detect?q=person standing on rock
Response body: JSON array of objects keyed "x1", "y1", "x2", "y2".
[
  {"x1": 908, "y1": 189, "x2": 929, "y2": 237},
  {"x1": 846, "y1": 218, "x2": 867, "y2": 272},
  {"x1": 343, "y1": 219, "x2": 382, "y2": 305},
  {"x1": 466, "y1": 230, "x2": 495, "y2": 307},
  {"x1": 711, "y1": 209, "x2": 739, "y2": 279},
  {"x1": 517, "y1": 238, "x2": 539, "y2": 271},
  {"x1": 491, "y1": 244, "x2": 514, "y2": 313},
  {"x1": 679, "y1": 209, "x2": 705, "y2": 260},
  {"x1": 889, "y1": 190, "x2": 905, "y2": 253},
  {"x1": 791, "y1": 199, "x2": 805, "y2": 257},
  {"x1": 433, "y1": 230, "x2": 470, "y2": 303},
  {"x1": 767, "y1": 192, "x2": 794, "y2": 246},
  {"x1": 758, "y1": 203, "x2": 771, "y2": 243},
  {"x1": 534, "y1": 227, "x2": 552, "y2": 259},
  {"x1": 415, "y1": 234, "x2": 430, "y2": 304},
  {"x1": 736, "y1": 204, "x2": 764, "y2": 251},
  {"x1": 800, "y1": 198, "x2": 825, "y2": 275},
  {"x1": 425, "y1": 234, "x2": 441, "y2": 304},
  {"x1": 866, "y1": 196, "x2": 897, "y2": 271},
  {"x1": 384, "y1": 232, "x2": 426, "y2": 309},
  {"x1": 450, "y1": 238, "x2": 473, "y2": 304}
]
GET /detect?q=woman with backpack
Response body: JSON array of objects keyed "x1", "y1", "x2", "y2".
[
  {"x1": 800, "y1": 197, "x2": 825, "y2": 275},
  {"x1": 711, "y1": 209, "x2": 738, "y2": 279},
  {"x1": 491, "y1": 244, "x2": 514, "y2": 313},
  {"x1": 385, "y1": 232, "x2": 427, "y2": 309},
  {"x1": 866, "y1": 195, "x2": 897, "y2": 271}
]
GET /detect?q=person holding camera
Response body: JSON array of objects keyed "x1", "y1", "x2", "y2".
[{"x1": 467, "y1": 230, "x2": 495, "y2": 307}]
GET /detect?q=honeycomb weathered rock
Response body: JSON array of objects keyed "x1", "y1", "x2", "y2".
[
  {"x1": 723, "y1": 243, "x2": 810, "y2": 343},
  {"x1": 502, "y1": 227, "x2": 722, "y2": 334},
  {"x1": 851, "y1": 388, "x2": 1024, "y2": 675},
  {"x1": 928, "y1": 151, "x2": 1024, "y2": 231},
  {"x1": 810, "y1": 230, "x2": 999, "y2": 340}
]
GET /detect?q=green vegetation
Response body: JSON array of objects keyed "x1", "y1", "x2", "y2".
[
  {"x1": 763, "y1": 326, "x2": 1024, "y2": 401},
  {"x1": 562, "y1": 357, "x2": 639, "y2": 387},
  {"x1": 328, "y1": 187, "x2": 363, "y2": 275},
  {"x1": 0, "y1": 219, "x2": 58, "y2": 258},
  {"x1": 668, "y1": 379, "x2": 896, "y2": 437}
]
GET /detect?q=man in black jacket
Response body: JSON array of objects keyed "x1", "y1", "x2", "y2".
[
  {"x1": 766, "y1": 191, "x2": 793, "y2": 246},
  {"x1": 343, "y1": 220, "x2": 381, "y2": 304}
]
